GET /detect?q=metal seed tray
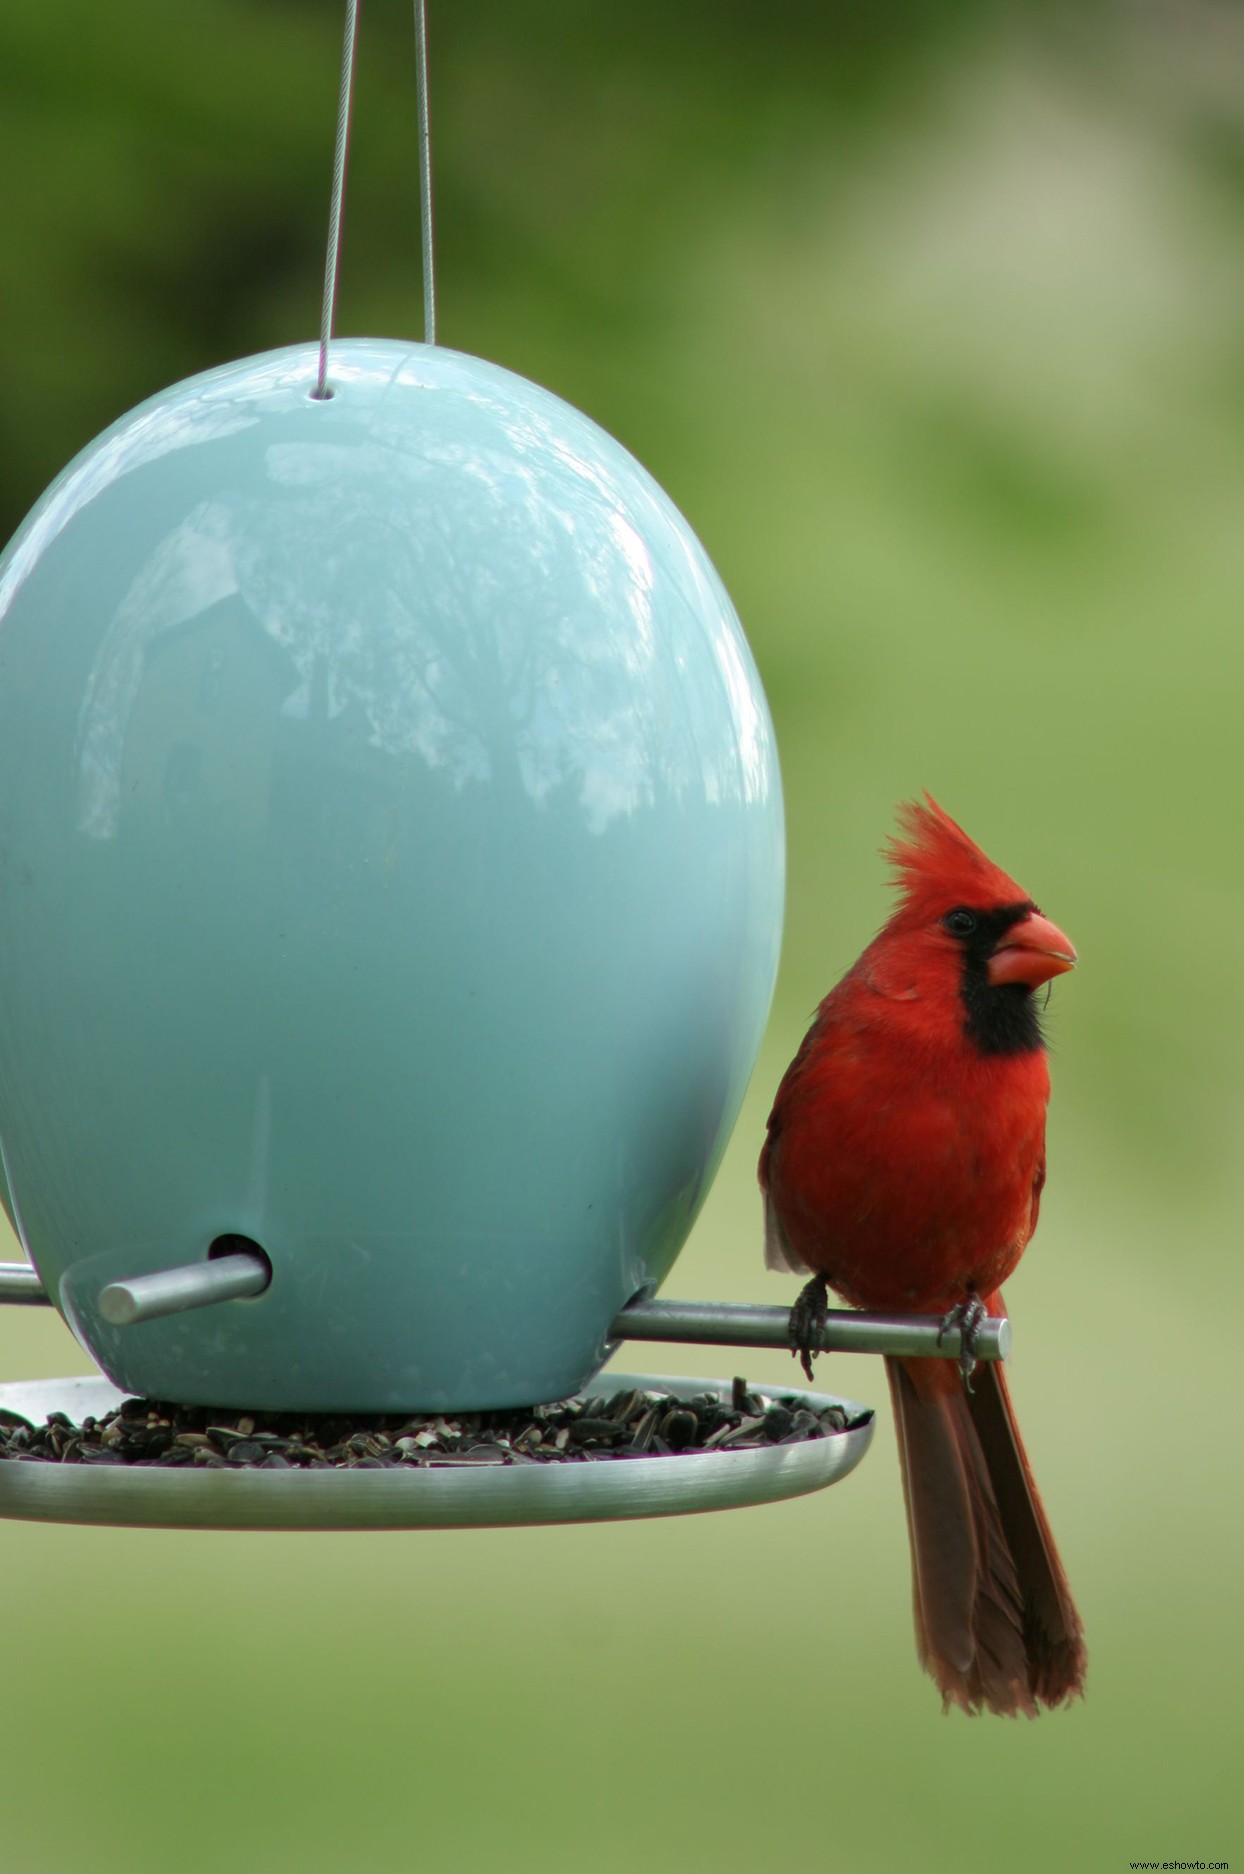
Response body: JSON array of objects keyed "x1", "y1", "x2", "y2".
[{"x1": 0, "y1": 1371, "x2": 874, "y2": 1531}]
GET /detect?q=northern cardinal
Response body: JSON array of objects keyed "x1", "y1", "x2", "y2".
[{"x1": 759, "y1": 796, "x2": 1086, "y2": 1716}]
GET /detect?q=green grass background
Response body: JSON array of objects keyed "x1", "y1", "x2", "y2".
[{"x1": 1, "y1": 4, "x2": 1240, "y2": 1869}]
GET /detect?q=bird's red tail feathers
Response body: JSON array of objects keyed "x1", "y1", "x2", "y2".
[{"x1": 885, "y1": 1325, "x2": 1086, "y2": 1717}]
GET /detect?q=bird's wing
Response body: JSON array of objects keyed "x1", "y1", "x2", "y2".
[
  {"x1": 763, "y1": 1189, "x2": 812, "y2": 1275},
  {"x1": 1028, "y1": 1145, "x2": 1047, "y2": 1240}
]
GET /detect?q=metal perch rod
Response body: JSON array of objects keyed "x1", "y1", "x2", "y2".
[
  {"x1": 612, "y1": 1297, "x2": 1009, "y2": 1363},
  {"x1": 0, "y1": 1256, "x2": 271, "y2": 1324},
  {"x1": 0, "y1": 1261, "x2": 49, "y2": 1305},
  {"x1": 0, "y1": 1258, "x2": 1008, "y2": 1359}
]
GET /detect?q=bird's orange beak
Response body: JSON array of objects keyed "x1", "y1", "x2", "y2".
[{"x1": 986, "y1": 911, "x2": 1077, "y2": 988}]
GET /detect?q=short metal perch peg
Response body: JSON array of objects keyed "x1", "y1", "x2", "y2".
[{"x1": 98, "y1": 1251, "x2": 271, "y2": 1327}]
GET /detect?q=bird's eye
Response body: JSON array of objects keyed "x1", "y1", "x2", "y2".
[{"x1": 942, "y1": 907, "x2": 977, "y2": 937}]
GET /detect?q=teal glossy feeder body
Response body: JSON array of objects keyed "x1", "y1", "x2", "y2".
[{"x1": 0, "y1": 341, "x2": 784, "y2": 1411}]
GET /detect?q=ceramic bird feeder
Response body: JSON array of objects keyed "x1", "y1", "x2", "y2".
[
  {"x1": 0, "y1": 5, "x2": 1015, "y2": 1533},
  {"x1": 0, "y1": 334, "x2": 784, "y2": 1415}
]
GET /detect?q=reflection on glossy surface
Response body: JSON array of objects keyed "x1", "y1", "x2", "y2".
[{"x1": 0, "y1": 340, "x2": 784, "y2": 1410}]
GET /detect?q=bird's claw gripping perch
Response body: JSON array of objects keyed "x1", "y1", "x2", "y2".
[
  {"x1": 937, "y1": 1294, "x2": 987, "y2": 1390},
  {"x1": 788, "y1": 1273, "x2": 830, "y2": 1383}
]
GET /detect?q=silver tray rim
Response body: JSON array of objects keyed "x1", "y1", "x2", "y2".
[{"x1": 0, "y1": 1370, "x2": 875, "y2": 1531}]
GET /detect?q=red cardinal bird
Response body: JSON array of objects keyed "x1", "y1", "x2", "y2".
[{"x1": 759, "y1": 796, "x2": 1086, "y2": 1716}]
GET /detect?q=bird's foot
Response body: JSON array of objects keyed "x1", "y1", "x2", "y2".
[
  {"x1": 788, "y1": 1274, "x2": 830, "y2": 1384},
  {"x1": 937, "y1": 1294, "x2": 986, "y2": 1391}
]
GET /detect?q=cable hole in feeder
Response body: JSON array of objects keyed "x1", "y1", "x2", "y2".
[{"x1": 207, "y1": 1235, "x2": 272, "y2": 1291}]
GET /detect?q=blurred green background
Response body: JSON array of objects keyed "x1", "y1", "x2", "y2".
[{"x1": 1, "y1": 2, "x2": 1240, "y2": 1869}]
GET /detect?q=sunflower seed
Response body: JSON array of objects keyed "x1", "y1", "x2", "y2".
[{"x1": 0, "y1": 1377, "x2": 868, "y2": 1475}]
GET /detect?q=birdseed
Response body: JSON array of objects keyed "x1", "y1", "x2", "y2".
[{"x1": 0, "y1": 1381, "x2": 867, "y2": 1471}]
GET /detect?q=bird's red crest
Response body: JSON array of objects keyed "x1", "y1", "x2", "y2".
[{"x1": 884, "y1": 795, "x2": 1028, "y2": 925}]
